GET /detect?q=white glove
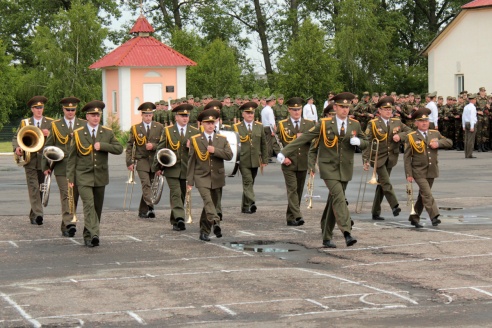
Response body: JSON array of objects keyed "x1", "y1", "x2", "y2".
[
  {"x1": 350, "y1": 137, "x2": 361, "y2": 146},
  {"x1": 277, "y1": 153, "x2": 286, "y2": 164}
]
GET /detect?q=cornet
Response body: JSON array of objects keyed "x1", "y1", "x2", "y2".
[{"x1": 406, "y1": 181, "x2": 417, "y2": 216}]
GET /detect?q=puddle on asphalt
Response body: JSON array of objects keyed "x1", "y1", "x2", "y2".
[
  {"x1": 228, "y1": 240, "x2": 298, "y2": 253},
  {"x1": 439, "y1": 207, "x2": 463, "y2": 211}
]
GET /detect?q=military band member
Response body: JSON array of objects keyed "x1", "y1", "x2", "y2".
[
  {"x1": 234, "y1": 102, "x2": 268, "y2": 214},
  {"x1": 187, "y1": 109, "x2": 233, "y2": 242},
  {"x1": 278, "y1": 92, "x2": 369, "y2": 248},
  {"x1": 276, "y1": 97, "x2": 315, "y2": 226},
  {"x1": 42, "y1": 97, "x2": 85, "y2": 236},
  {"x1": 13, "y1": 96, "x2": 53, "y2": 225},
  {"x1": 126, "y1": 102, "x2": 164, "y2": 218},
  {"x1": 67, "y1": 100, "x2": 123, "y2": 247},
  {"x1": 404, "y1": 108, "x2": 452, "y2": 228},
  {"x1": 363, "y1": 96, "x2": 411, "y2": 221},
  {"x1": 153, "y1": 104, "x2": 198, "y2": 231}
]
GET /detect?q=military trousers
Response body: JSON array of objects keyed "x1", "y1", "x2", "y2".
[
  {"x1": 413, "y1": 178, "x2": 439, "y2": 221},
  {"x1": 166, "y1": 177, "x2": 186, "y2": 224},
  {"x1": 321, "y1": 180, "x2": 351, "y2": 240},
  {"x1": 137, "y1": 169, "x2": 154, "y2": 214},
  {"x1": 239, "y1": 165, "x2": 258, "y2": 210},
  {"x1": 55, "y1": 174, "x2": 79, "y2": 233},
  {"x1": 281, "y1": 169, "x2": 307, "y2": 222},
  {"x1": 25, "y1": 165, "x2": 44, "y2": 220},
  {"x1": 464, "y1": 123, "x2": 476, "y2": 158},
  {"x1": 476, "y1": 115, "x2": 489, "y2": 145},
  {"x1": 264, "y1": 126, "x2": 274, "y2": 158},
  {"x1": 78, "y1": 185, "x2": 105, "y2": 241},
  {"x1": 371, "y1": 163, "x2": 398, "y2": 216},
  {"x1": 197, "y1": 187, "x2": 221, "y2": 235}
]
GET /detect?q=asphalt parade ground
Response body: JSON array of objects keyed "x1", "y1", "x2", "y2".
[{"x1": 1, "y1": 149, "x2": 492, "y2": 327}]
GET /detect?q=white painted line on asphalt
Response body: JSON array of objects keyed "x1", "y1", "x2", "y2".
[
  {"x1": 0, "y1": 291, "x2": 41, "y2": 328},
  {"x1": 127, "y1": 311, "x2": 147, "y2": 325},
  {"x1": 8, "y1": 241, "x2": 18, "y2": 248},
  {"x1": 126, "y1": 236, "x2": 142, "y2": 242},
  {"x1": 70, "y1": 279, "x2": 78, "y2": 283},
  {"x1": 342, "y1": 253, "x2": 492, "y2": 268},
  {"x1": 182, "y1": 235, "x2": 254, "y2": 257},
  {"x1": 69, "y1": 239, "x2": 82, "y2": 245},
  {"x1": 290, "y1": 228, "x2": 307, "y2": 233},
  {"x1": 439, "y1": 284, "x2": 492, "y2": 291},
  {"x1": 387, "y1": 222, "x2": 491, "y2": 239},
  {"x1": 238, "y1": 231, "x2": 256, "y2": 236},
  {"x1": 470, "y1": 287, "x2": 492, "y2": 297},
  {"x1": 305, "y1": 298, "x2": 329, "y2": 309},
  {"x1": 297, "y1": 268, "x2": 419, "y2": 305},
  {"x1": 281, "y1": 304, "x2": 407, "y2": 317},
  {"x1": 215, "y1": 305, "x2": 237, "y2": 316},
  {"x1": 220, "y1": 298, "x2": 303, "y2": 306},
  {"x1": 439, "y1": 293, "x2": 454, "y2": 304}
]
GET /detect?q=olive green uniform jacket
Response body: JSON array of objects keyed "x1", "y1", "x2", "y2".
[{"x1": 126, "y1": 121, "x2": 164, "y2": 172}]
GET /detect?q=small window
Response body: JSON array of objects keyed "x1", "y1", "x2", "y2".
[
  {"x1": 112, "y1": 91, "x2": 117, "y2": 113},
  {"x1": 456, "y1": 75, "x2": 464, "y2": 96}
]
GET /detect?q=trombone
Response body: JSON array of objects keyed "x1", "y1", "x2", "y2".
[
  {"x1": 355, "y1": 138, "x2": 380, "y2": 213},
  {"x1": 406, "y1": 181, "x2": 417, "y2": 216},
  {"x1": 184, "y1": 186, "x2": 192, "y2": 224},
  {"x1": 306, "y1": 171, "x2": 315, "y2": 209},
  {"x1": 68, "y1": 180, "x2": 78, "y2": 223},
  {"x1": 123, "y1": 144, "x2": 137, "y2": 211}
]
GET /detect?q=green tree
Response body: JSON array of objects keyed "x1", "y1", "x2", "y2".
[
  {"x1": 0, "y1": 40, "x2": 18, "y2": 128},
  {"x1": 276, "y1": 19, "x2": 341, "y2": 103}
]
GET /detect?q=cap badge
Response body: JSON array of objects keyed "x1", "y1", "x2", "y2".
[
  {"x1": 209, "y1": 116, "x2": 214, "y2": 120},
  {"x1": 183, "y1": 110, "x2": 188, "y2": 113},
  {"x1": 343, "y1": 100, "x2": 348, "y2": 104}
]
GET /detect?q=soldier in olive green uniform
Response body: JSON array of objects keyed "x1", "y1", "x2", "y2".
[
  {"x1": 126, "y1": 102, "x2": 164, "y2": 218},
  {"x1": 439, "y1": 96, "x2": 456, "y2": 144},
  {"x1": 153, "y1": 104, "x2": 198, "y2": 231},
  {"x1": 234, "y1": 102, "x2": 268, "y2": 214},
  {"x1": 279, "y1": 93, "x2": 369, "y2": 248},
  {"x1": 67, "y1": 101, "x2": 123, "y2": 247},
  {"x1": 404, "y1": 108, "x2": 453, "y2": 228},
  {"x1": 354, "y1": 92, "x2": 371, "y2": 131},
  {"x1": 452, "y1": 96, "x2": 464, "y2": 150},
  {"x1": 363, "y1": 97, "x2": 411, "y2": 221},
  {"x1": 187, "y1": 109, "x2": 233, "y2": 242},
  {"x1": 221, "y1": 94, "x2": 237, "y2": 125},
  {"x1": 273, "y1": 95, "x2": 289, "y2": 123},
  {"x1": 13, "y1": 96, "x2": 53, "y2": 225},
  {"x1": 475, "y1": 87, "x2": 489, "y2": 152},
  {"x1": 276, "y1": 97, "x2": 315, "y2": 226},
  {"x1": 42, "y1": 97, "x2": 85, "y2": 236}
]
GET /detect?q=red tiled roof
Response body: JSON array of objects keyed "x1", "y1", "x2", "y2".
[
  {"x1": 129, "y1": 15, "x2": 154, "y2": 34},
  {"x1": 90, "y1": 36, "x2": 196, "y2": 68},
  {"x1": 462, "y1": 0, "x2": 492, "y2": 9}
]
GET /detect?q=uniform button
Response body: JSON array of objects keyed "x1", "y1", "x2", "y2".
[{"x1": 94, "y1": 164, "x2": 97, "y2": 167}]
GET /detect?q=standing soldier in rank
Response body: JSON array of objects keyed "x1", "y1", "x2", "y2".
[
  {"x1": 126, "y1": 102, "x2": 164, "y2": 218},
  {"x1": 42, "y1": 97, "x2": 85, "y2": 237},
  {"x1": 153, "y1": 104, "x2": 198, "y2": 231},
  {"x1": 363, "y1": 96, "x2": 411, "y2": 221},
  {"x1": 440, "y1": 96, "x2": 456, "y2": 145},
  {"x1": 67, "y1": 101, "x2": 123, "y2": 247},
  {"x1": 476, "y1": 87, "x2": 489, "y2": 152},
  {"x1": 221, "y1": 95, "x2": 237, "y2": 125},
  {"x1": 276, "y1": 97, "x2": 315, "y2": 226},
  {"x1": 187, "y1": 109, "x2": 233, "y2": 242},
  {"x1": 234, "y1": 102, "x2": 268, "y2": 214},
  {"x1": 13, "y1": 96, "x2": 53, "y2": 225},
  {"x1": 273, "y1": 95, "x2": 289, "y2": 123}
]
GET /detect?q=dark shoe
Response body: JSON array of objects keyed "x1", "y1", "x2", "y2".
[
  {"x1": 392, "y1": 205, "x2": 401, "y2": 217},
  {"x1": 409, "y1": 215, "x2": 423, "y2": 228},
  {"x1": 213, "y1": 225, "x2": 222, "y2": 238},
  {"x1": 176, "y1": 219, "x2": 186, "y2": 231},
  {"x1": 35, "y1": 216, "x2": 43, "y2": 225},
  {"x1": 199, "y1": 233, "x2": 211, "y2": 242},
  {"x1": 147, "y1": 207, "x2": 155, "y2": 218},
  {"x1": 295, "y1": 217, "x2": 305, "y2": 226},
  {"x1": 467, "y1": 156, "x2": 477, "y2": 158},
  {"x1": 172, "y1": 224, "x2": 181, "y2": 231},
  {"x1": 138, "y1": 212, "x2": 149, "y2": 218},
  {"x1": 372, "y1": 214, "x2": 385, "y2": 220},
  {"x1": 322, "y1": 240, "x2": 337, "y2": 248},
  {"x1": 351, "y1": 219, "x2": 354, "y2": 227},
  {"x1": 30, "y1": 218, "x2": 37, "y2": 225},
  {"x1": 431, "y1": 216, "x2": 441, "y2": 226},
  {"x1": 84, "y1": 239, "x2": 93, "y2": 247},
  {"x1": 241, "y1": 208, "x2": 253, "y2": 214},
  {"x1": 344, "y1": 231, "x2": 357, "y2": 247},
  {"x1": 218, "y1": 213, "x2": 223, "y2": 221},
  {"x1": 250, "y1": 204, "x2": 257, "y2": 213},
  {"x1": 91, "y1": 235, "x2": 99, "y2": 247},
  {"x1": 482, "y1": 144, "x2": 488, "y2": 152},
  {"x1": 65, "y1": 225, "x2": 76, "y2": 237},
  {"x1": 287, "y1": 220, "x2": 302, "y2": 226}
]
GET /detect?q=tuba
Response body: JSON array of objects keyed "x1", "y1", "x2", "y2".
[
  {"x1": 14, "y1": 124, "x2": 44, "y2": 166},
  {"x1": 150, "y1": 149, "x2": 177, "y2": 205},
  {"x1": 41, "y1": 146, "x2": 65, "y2": 207}
]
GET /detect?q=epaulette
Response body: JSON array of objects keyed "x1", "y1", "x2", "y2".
[
  {"x1": 45, "y1": 116, "x2": 54, "y2": 120},
  {"x1": 191, "y1": 133, "x2": 201, "y2": 139},
  {"x1": 223, "y1": 124, "x2": 231, "y2": 128},
  {"x1": 102, "y1": 126, "x2": 112, "y2": 130},
  {"x1": 429, "y1": 129, "x2": 438, "y2": 132},
  {"x1": 53, "y1": 118, "x2": 62, "y2": 123},
  {"x1": 369, "y1": 118, "x2": 378, "y2": 122},
  {"x1": 189, "y1": 125, "x2": 199, "y2": 131},
  {"x1": 234, "y1": 122, "x2": 241, "y2": 127},
  {"x1": 73, "y1": 127, "x2": 84, "y2": 132},
  {"x1": 168, "y1": 123, "x2": 174, "y2": 128},
  {"x1": 408, "y1": 131, "x2": 417, "y2": 135},
  {"x1": 279, "y1": 118, "x2": 289, "y2": 123},
  {"x1": 304, "y1": 118, "x2": 313, "y2": 122},
  {"x1": 216, "y1": 134, "x2": 227, "y2": 138},
  {"x1": 320, "y1": 117, "x2": 332, "y2": 121},
  {"x1": 391, "y1": 117, "x2": 401, "y2": 120},
  {"x1": 255, "y1": 121, "x2": 263, "y2": 125},
  {"x1": 349, "y1": 117, "x2": 359, "y2": 122}
]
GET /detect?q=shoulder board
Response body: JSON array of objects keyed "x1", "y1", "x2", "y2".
[
  {"x1": 369, "y1": 118, "x2": 378, "y2": 122},
  {"x1": 279, "y1": 119, "x2": 289, "y2": 123},
  {"x1": 390, "y1": 118, "x2": 401, "y2": 120},
  {"x1": 189, "y1": 125, "x2": 199, "y2": 131},
  {"x1": 74, "y1": 127, "x2": 84, "y2": 132},
  {"x1": 45, "y1": 116, "x2": 54, "y2": 120},
  {"x1": 255, "y1": 122, "x2": 263, "y2": 125},
  {"x1": 102, "y1": 126, "x2": 112, "y2": 130},
  {"x1": 216, "y1": 134, "x2": 227, "y2": 138},
  {"x1": 191, "y1": 134, "x2": 201, "y2": 139},
  {"x1": 304, "y1": 119, "x2": 313, "y2": 122},
  {"x1": 234, "y1": 122, "x2": 241, "y2": 127},
  {"x1": 429, "y1": 129, "x2": 438, "y2": 132},
  {"x1": 223, "y1": 124, "x2": 230, "y2": 128},
  {"x1": 320, "y1": 117, "x2": 332, "y2": 121},
  {"x1": 408, "y1": 131, "x2": 417, "y2": 135},
  {"x1": 349, "y1": 118, "x2": 359, "y2": 122},
  {"x1": 53, "y1": 119, "x2": 62, "y2": 123}
]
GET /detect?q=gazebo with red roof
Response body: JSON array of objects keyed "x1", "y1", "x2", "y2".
[{"x1": 90, "y1": 15, "x2": 196, "y2": 129}]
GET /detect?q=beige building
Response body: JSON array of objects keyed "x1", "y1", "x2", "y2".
[{"x1": 421, "y1": 0, "x2": 492, "y2": 97}]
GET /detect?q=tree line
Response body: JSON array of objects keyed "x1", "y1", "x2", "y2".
[{"x1": 0, "y1": 0, "x2": 469, "y2": 130}]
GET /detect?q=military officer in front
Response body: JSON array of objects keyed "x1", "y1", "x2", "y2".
[
  {"x1": 276, "y1": 97, "x2": 316, "y2": 226},
  {"x1": 67, "y1": 100, "x2": 123, "y2": 247},
  {"x1": 153, "y1": 104, "x2": 198, "y2": 231},
  {"x1": 187, "y1": 109, "x2": 233, "y2": 242},
  {"x1": 42, "y1": 97, "x2": 85, "y2": 236},
  {"x1": 233, "y1": 101, "x2": 268, "y2": 214},
  {"x1": 13, "y1": 96, "x2": 53, "y2": 225},
  {"x1": 278, "y1": 92, "x2": 369, "y2": 248},
  {"x1": 126, "y1": 102, "x2": 164, "y2": 218},
  {"x1": 363, "y1": 96, "x2": 411, "y2": 221},
  {"x1": 404, "y1": 108, "x2": 453, "y2": 228}
]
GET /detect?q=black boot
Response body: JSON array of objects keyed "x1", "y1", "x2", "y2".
[
  {"x1": 482, "y1": 144, "x2": 488, "y2": 152},
  {"x1": 478, "y1": 144, "x2": 483, "y2": 152}
]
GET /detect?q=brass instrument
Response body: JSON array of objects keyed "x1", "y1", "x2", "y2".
[
  {"x1": 406, "y1": 181, "x2": 417, "y2": 216},
  {"x1": 306, "y1": 171, "x2": 315, "y2": 209},
  {"x1": 355, "y1": 138, "x2": 380, "y2": 213},
  {"x1": 41, "y1": 146, "x2": 64, "y2": 207},
  {"x1": 150, "y1": 148, "x2": 177, "y2": 205},
  {"x1": 184, "y1": 187, "x2": 192, "y2": 224},
  {"x1": 150, "y1": 175, "x2": 165, "y2": 205},
  {"x1": 270, "y1": 125, "x2": 283, "y2": 150},
  {"x1": 68, "y1": 180, "x2": 78, "y2": 223},
  {"x1": 14, "y1": 123, "x2": 44, "y2": 166},
  {"x1": 123, "y1": 144, "x2": 137, "y2": 211}
]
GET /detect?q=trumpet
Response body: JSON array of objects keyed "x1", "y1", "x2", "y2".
[
  {"x1": 41, "y1": 146, "x2": 65, "y2": 207},
  {"x1": 355, "y1": 138, "x2": 380, "y2": 213},
  {"x1": 184, "y1": 187, "x2": 192, "y2": 224},
  {"x1": 68, "y1": 180, "x2": 78, "y2": 223},
  {"x1": 306, "y1": 171, "x2": 315, "y2": 209},
  {"x1": 406, "y1": 181, "x2": 417, "y2": 216}
]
